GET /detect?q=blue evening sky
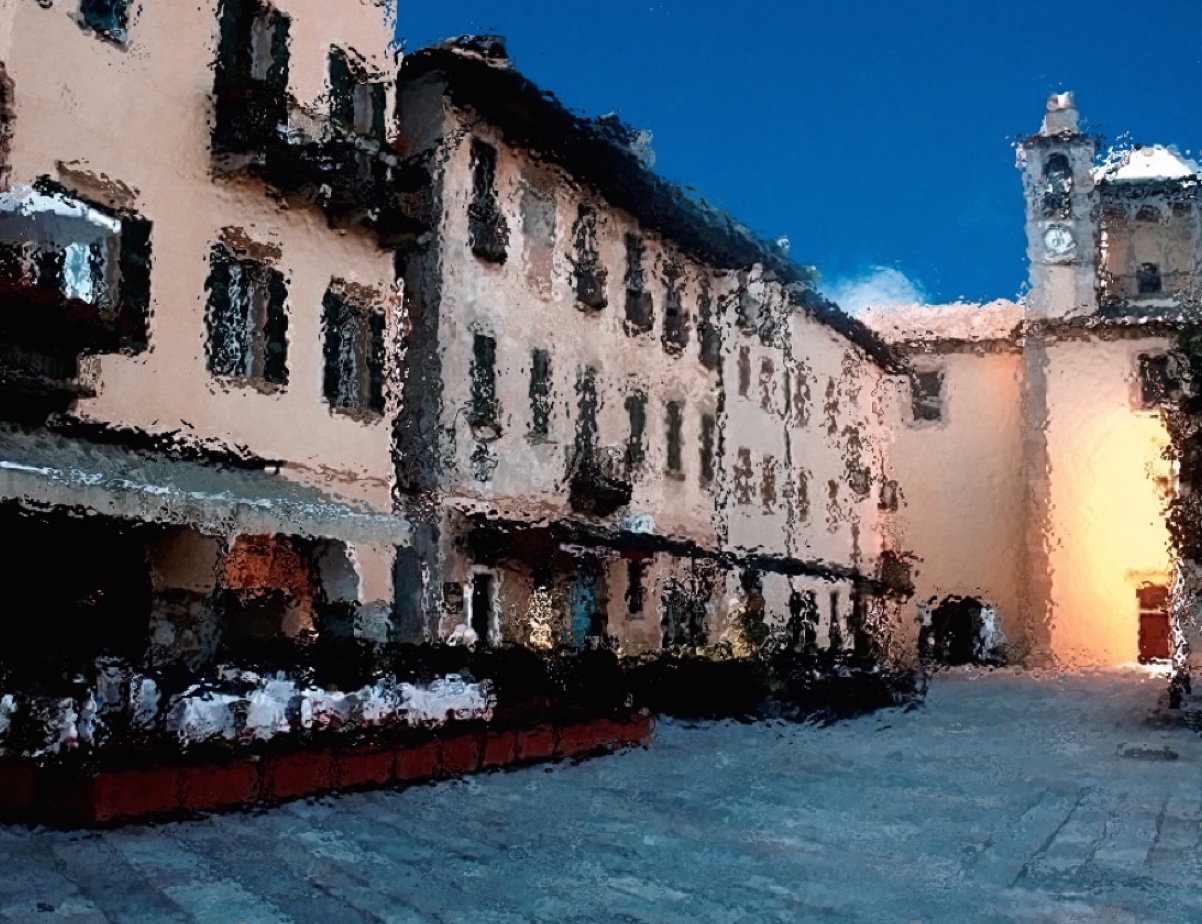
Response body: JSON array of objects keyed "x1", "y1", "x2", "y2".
[{"x1": 395, "y1": 0, "x2": 1202, "y2": 309}]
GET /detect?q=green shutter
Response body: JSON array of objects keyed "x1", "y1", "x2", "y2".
[{"x1": 263, "y1": 267, "x2": 288, "y2": 385}]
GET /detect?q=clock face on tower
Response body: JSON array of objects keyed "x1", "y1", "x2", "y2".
[{"x1": 1043, "y1": 224, "x2": 1075, "y2": 257}]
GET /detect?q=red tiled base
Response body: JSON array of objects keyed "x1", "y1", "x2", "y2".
[
  {"x1": 481, "y1": 730, "x2": 517, "y2": 769},
  {"x1": 515, "y1": 724, "x2": 555, "y2": 762},
  {"x1": 438, "y1": 734, "x2": 480, "y2": 778},
  {"x1": 183, "y1": 760, "x2": 261, "y2": 812},
  {"x1": 90, "y1": 766, "x2": 184, "y2": 823},
  {"x1": 395, "y1": 740, "x2": 439, "y2": 781},
  {"x1": 7, "y1": 712, "x2": 656, "y2": 825},
  {"x1": 263, "y1": 750, "x2": 336, "y2": 801},
  {"x1": 337, "y1": 747, "x2": 394, "y2": 790}
]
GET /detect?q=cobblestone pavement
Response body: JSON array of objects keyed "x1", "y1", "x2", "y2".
[{"x1": 2, "y1": 668, "x2": 1201, "y2": 923}]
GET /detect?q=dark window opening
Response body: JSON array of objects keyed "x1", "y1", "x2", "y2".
[
  {"x1": 80, "y1": 0, "x2": 131, "y2": 42},
  {"x1": 1137, "y1": 584, "x2": 1171, "y2": 663},
  {"x1": 697, "y1": 281, "x2": 720, "y2": 370},
  {"x1": 738, "y1": 346, "x2": 751, "y2": 397},
  {"x1": 569, "y1": 559, "x2": 607, "y2": 647},
  {"x1": 468, "y1": 139, "x2": 509, "y2": 264},
  {"x1": 759, "y1": 356, "x2": 775, "y2": 412},
  {"x1": 1137, "y1": 262, "x2": 1163, "y2": 295},
  {"x1": 205, "y1": 244, "x2": 288, "y2": 385},
  {"x1": 328, "y1": 46, "x2": 387, "y2": 141},
  {"x1": 625, "y1": 559, "x2": 646, "y2": 616},
  {"x1": 529, "y1": 347, "x2": 552, "y2": 439},
  {"x1": 786, "y1": 589, "x2": 818, "y2": 652},
  {"x1": 665, "y1": 400, "x2": 683, "y2": 475},
  {"x1": 662, "y1": 574, "x2": 709, "y2": 648},
  {"x1": 761, "y1": 455, "x2": 777, "y2": 511},
  {"x1": 1041, "y1": 152, "x2": 1073, "y2": 218},
  {"x1": 471, "y1": 573, "x2": 494, "y2": 646},
  {"x1": 625, "y1": 391, "x2": 646, "y2": 469},
  {"x1": 662, "y1": 261, "x2": 688, "y2": 353},
  {"x1": 571, "y1": 206, "x2": 607, "y2": 310},
  {"x1": 1138, "y1": 353, "x2": 1181, "y2": 408},
  {"x1": 623, "y1": 234, "x2": 653, "y2": 332},
  {"x1": 322, "y1": 288, "x2": 384, "y2": 416},
  {"x1": 910, "y1": 370, "x2": 943, "y2": 422},
  {"x1": 699, "y1": 413, "x2": 716, "y2": 487},
  {"x1": 735, "y1": 274, "x2": 759, "y2": 333},
  {"x1": 468, "y1": 333, "x2": 499, "y2": 432},
  {"x1": 213, "y1": 0, "x2": 290, "y2": 152},
  {"x1": 733, "y1": 447, "x2": 755, "y2": 505},
  {"x1": 879, "y1": 479, "x2": 899, "y2": 512},
  {"x1": 828, "y1": 589, "x2": 842, "y2": 651}
]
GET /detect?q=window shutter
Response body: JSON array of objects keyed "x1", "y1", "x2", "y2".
[
  {"x1": 328, "y1": 48, "x2": 354, "y2": 129},
  {"x1": 116, "y1": 215, "x2": 151, "y2": 352},
  {"x1": 263, "y1": 266, "x2": 288, "y2": 385},
  {"x1": 321, "y1": 289, "x2": 343, "y2": 406},
  {"x1": 204, "y1": 246, "x2": 236, "y2": 376},
  {"x1": 369, "y1": 83, "x2": 387, "y2": 141},
  {"x1": 368, "y1": 310, "x2": 386, "y2": 413}
]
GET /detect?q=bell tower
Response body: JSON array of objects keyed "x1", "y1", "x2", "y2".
[{"x1": 1018, "y1": 92, "x2": 1099, "y2": 320}]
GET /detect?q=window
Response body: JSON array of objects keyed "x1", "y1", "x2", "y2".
[
  {"x1": 697, "y1": 281, "x2": 720, "y2": 370},
  {"x1": 625, "y1": 392, "x2": 646, "y2": 468},
  {"x1": 1137, "y1": 353, "x2": 1181, "y2": 409},
  {"x1": 733, "y1": 448, "x2": 755, "y2": 505},
  {"x1": 625, "y1": 559, "x2": 646, "y2": 616},
  {"x1": 699, "y1": 413, "x2": 716, "y2": 487},
  {"x1": 662, "y1": 261, "x2": 688, "y2": 353},
  {"x1": 529, "y1": 348, "x2": 552, "y2": 439},
  {"x1": 205, "y1": 244, "x2": 288, "y2": 386},
  {"x1": 468, "y1": 333, "x2": 499, "y2": 431},
  {"x1": 624, "y1": 234, "x2": 653, "y2": 332},
  {"x1": 761, "y1": 455, "x2": 777, "y2": 512},
  {"x1": 214, "y1": 0, "x2": 290, "y2": 152},
  {"x1": 321, "y1": 288, "x2": 385, "y2": 416},
  {"x1": 80, "y1": 0, "x2": 131, "y2": 42},
  {"x1": 328, "y1": 47, "x2": 387, "y2": 140},
  {"x1": 735, "y1": 273, "x2": 759, "y2": 333},
  {"x1": 910, "y1": 370, "x2": 943, "y2": 423},
  {"x1": 468, "y1": 140, "x2": 508, "y2": 264},
  {"x1": 1041, "y1": 152, "x2": 1073, "y2": 218},
  {"x1": 573, "y1": 365, "x2": 599, "y2": 457},
  {"x1": 738, "y1": 346, "x2": 751, "y2": 397},
  {"x1": 1137, "y1": 262, "x2": 1162, "y2": 295},
  {"x1": 571, "y1": 206, "x2": 607, "y2": 310},
  {"x1": 759, "y1": 356, "x2": 775, "y2": 412},
  {"x1": 665, "y1": 401, "x2": 683, "y2": 475}
]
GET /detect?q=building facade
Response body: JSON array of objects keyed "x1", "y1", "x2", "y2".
[
  {"x1": 867, "y1": 93, "x2": 1200, "y2": 671},
  {"x1": 393, "y1": 41, "x2": 904, "y2": 663},
  {"x1": 0, "y1": 4, "x2": 907, "y2": 760}
]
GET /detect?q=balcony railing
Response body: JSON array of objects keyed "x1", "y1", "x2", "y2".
[
  {"x1": 568, "y1": 444, "x2": 633, "y2": 518},
  {"x1": 212, "y1": 80, "x2": 428, "y2": 246}
]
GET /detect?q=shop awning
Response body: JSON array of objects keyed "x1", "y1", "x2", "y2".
[{"x1": 0, "y1": 425, "x2": 410, "y2": 546}]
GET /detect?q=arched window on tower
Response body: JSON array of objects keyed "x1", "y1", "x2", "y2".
[{"x1": 1041, "y1": 153, "x2": 1073, "y2": 217}]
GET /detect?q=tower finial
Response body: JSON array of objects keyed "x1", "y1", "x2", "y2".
[{"x1": 1041, "y1": 92, "x2": 1079, "y2": 136}]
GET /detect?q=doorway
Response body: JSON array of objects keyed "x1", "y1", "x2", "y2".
[
  {"x1": 470, "y1": 572, "x2": 494, "y2": 646},
  {"x1": 1137, "y1": 584, "x2": 1171, "y2": 663}
]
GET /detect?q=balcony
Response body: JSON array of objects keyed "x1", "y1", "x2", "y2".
[
  {"x1": 568, "y1": 445, "x2": 633, "y2": 518},
  {"x1": 0, "y1": 186, "x2": 147, "y2": 414},
  {"x1": 212, "y1": 79, "x2": 429, "y2": 247}
]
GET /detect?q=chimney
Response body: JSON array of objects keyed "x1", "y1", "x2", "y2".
[{"x1": 1041, "y1": 92, "x2": 1079, "y2": 136}]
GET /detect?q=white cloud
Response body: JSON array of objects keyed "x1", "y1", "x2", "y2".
[{"x1": 825, "y1": 266, "x2": 927, "y2": 315}]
